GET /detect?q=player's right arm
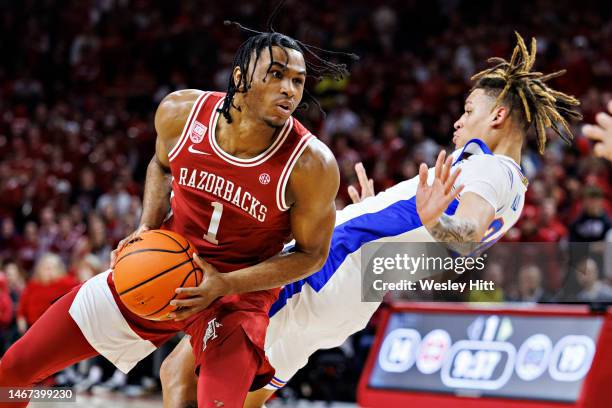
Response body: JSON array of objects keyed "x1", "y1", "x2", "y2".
[
  {"x1": 418, "y1": 151, "x2": 504, "y2": 255},
  {"x1": 110, "y1": 89, "x2": 203, "y2": 267}
]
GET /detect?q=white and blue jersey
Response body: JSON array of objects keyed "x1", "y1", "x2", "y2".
[{"x1": 263, "y1": 139, "x2": 528, "y2": 389}]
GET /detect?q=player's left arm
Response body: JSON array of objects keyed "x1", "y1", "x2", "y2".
[
  {"x1": 425, "y1": 193, "x2": 495, "y2": 252},
  {"x1": 170, "y1": 140, "x2": 339, "y2": 320}
]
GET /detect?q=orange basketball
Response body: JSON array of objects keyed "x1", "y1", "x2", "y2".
[{"x1": 113, "y1": 230, "x2": 202, "y2": 321}]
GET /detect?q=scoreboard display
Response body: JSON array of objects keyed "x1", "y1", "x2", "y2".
[{"x1": 358, "y1": 303, "x2": 612, "y2": 408}]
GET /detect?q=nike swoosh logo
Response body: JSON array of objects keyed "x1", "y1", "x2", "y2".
[{"x1": 188, "y1": 145, "x2": 211, "y2": 155}]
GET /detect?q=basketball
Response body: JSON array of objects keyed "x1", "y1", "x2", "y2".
[{"x1": 113, "y1": 230, "x2": 203, "y2": 321}]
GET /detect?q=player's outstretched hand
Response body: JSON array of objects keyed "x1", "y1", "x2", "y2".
[
  {"x1": 583, "y1": 100, "x2": 612, "y2": 162},
  {"x1": 169, "y1": 253, "x2": 231, "y2": 321},
  {"x1": 416, "y1": 150, "x2": 464, "y2": 228},
  {"x1": 110, "y1": 224, "x2": 151, "y2": 268},
  {"x1": 347, "y1": 162, "x2": 375, "y2": 204}
]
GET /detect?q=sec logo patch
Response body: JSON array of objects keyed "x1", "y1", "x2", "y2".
[{"x1": 259, "y1": 173, "x2": 271, "y2": 185}]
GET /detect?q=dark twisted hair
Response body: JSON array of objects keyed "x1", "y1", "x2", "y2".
[
  {"x1": 471, "y1": 32, "x2": 582, "y2": 154},
  {"x1": 218, "y1": 1, "x2": 359, "y2": 123}
]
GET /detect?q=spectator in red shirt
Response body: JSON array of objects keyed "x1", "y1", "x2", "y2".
[
  {"x1": 16, "y1": 253, "x2": 79, "y2": 334},
  {"x1": 536, "y1": 198, "x2": 568, "y2": 242},
  {"x1": 0, "y1": 271, "x2": 14, "y2": 355},
  {"x1": 0, "y1": 272, "x2": 13, "y2": 329},
  {"x1": 518, "y1": 205, "x2": 540, "y2": 241},
  {"x1": 531, "y1": 199, "x2": 568, "y2": 289}
]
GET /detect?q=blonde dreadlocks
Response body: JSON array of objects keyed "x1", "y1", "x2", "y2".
[{"x1": 471, "y1": 32, "x2": 582, "y2": 154}]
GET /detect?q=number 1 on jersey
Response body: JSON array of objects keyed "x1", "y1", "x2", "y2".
[{"x1": 203, "y1": 202, "x2": 223, "y2": 244}]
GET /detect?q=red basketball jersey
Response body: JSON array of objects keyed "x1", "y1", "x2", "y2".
[{"x1": 163, "y1": 91, "x2": 315, "y2": 274}]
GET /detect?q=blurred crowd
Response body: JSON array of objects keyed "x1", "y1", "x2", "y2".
[{"x1": 1, "y1": 0, "x2": 612, "y2": 402}]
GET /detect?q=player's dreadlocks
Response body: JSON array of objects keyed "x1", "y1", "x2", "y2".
[
  {"x1": 218, "y1": 0, "x2": 359, "y2": 124},
  {"x1": 471, "y1": 32, "x2": 582, "y2": 154}
]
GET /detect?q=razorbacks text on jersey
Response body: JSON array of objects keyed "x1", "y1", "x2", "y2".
[
  {"x1": 163, "y1": 91, "x2": 314, "y2": 274},
  {"x1": 263, "y1": 138, "x2": 528, "y2": 387}
]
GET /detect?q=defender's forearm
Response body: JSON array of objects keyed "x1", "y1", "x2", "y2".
[
  {"x1": 223, "y1": 250, "x2": 326, "y2": 294},
  {"x1": 427, "y1": 213, "x2": 481, "y2": 255},
  {"x1": 139, "y1": 157, "x2": 172, "y2": 229}
]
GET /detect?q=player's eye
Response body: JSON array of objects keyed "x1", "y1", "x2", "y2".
[
  {"x1": 293, "y1": 78, "x2": 304, "y2": 85},
  {"x1": 272, "y1": 70, "x2": 283, "y2": 79}
]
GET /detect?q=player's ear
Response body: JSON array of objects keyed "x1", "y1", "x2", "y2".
[
  {"x1": 232, "y1": 66, "x2": 245, "y2": 92},
  {"x1": 491, "y1": 105, "x2": 510, "y2": 128}
]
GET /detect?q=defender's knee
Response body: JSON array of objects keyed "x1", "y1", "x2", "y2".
[{"x1": 160, "y1": 352, "x2": 179, "y2": 389}]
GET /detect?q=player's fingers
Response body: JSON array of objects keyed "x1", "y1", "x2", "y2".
[
  {"x1": 348, "y1": 185, "x2": 360, "y2": 204},
  {"x1": 192, "y1": 253, "x2": 212, "y2": 273},
  {"x1": 368, "y1": 178, "x2": 375, "y2": 196},
  {"x1": 447, "y1": 185, "x2": 465, "y2": 202},
  {"x1": 594, "y1": 143, "x2": 612, "y2": 160},
  {"x1": 175, "y1": 286, "x2": 201, "y2": 296},
  {"x1": 582, "y1": 124, "x2": 605, "y2": 142},
  {"x1": 192, "y1": 252, "x2": 204, "y2": 266},
  {"x1": 595, "y1": 111, "x2": 612, "y2": 129},
  {"x1": 110, "y1": 250, "x2": 117, "y2": 268},
  {"x1": 445, "y1": 168, "x2": 462, "y2": 194},
  {"x1": 117, "y1": 236, "x2": 132, "y2": 253},
  {"x1": 170, "y1": 297, "x2": 202, "y2": 308},
  {"x1": 418, "y1": 163, "x2": 428, "y2": 187},
  {"x1": 177, "y1": 303, "x2": 209, "y2": 321},
  {"x1": 608, "y1": 100, "x2": 612, "y2": 115},
  {"x1": 441, "y1": 153, "x2": 452, "y2": 183},
  {"x1": 111, "y1": 237, "x2": 129, "y2": 266},
  {"x1": 355, "y1": 162, "x2": 370, "y2": 192},
  {"x1": 171, "y1": 306, "x2": 203, "y2": 321},
  {"x1": 434, "y1": 151, "x2": 445, "y2": 179}
]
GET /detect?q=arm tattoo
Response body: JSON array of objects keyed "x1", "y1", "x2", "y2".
[{"x1": 428, "y1": 213, "x2": 481, "y2": 255}]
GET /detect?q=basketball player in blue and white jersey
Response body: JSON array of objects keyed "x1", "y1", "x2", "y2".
[{"x1": 159, "y1": 33, "x2": 582, "y2": 408}]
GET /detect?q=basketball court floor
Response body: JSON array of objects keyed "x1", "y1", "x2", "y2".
[{"x1": 30, "y1": 394, "x2": 357, "y2": 407}]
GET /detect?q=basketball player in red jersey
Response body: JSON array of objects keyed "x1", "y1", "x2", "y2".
[{"x1": 0, "y1": 30, "x2": 354, "y2": 407}]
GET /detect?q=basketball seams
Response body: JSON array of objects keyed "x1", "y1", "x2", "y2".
[
  {"x1": 152, "y1": 230, "x2": 189, "y2": 251},
  {"x1": 117, "y1": 257, "x2": 193, "y2": 296},
  {"x1": 153, "y1": 230, "x2": 197, "y2": 280},
  {"x1": 154, "y1": 231, "x2": 202, "y2": 286},
  {"x1": 185, "y1": 243, "x2": 202, "y2": 286},
  {"x1": 189, "y1": 257, "x2": 200, "y2": 286},
  {"x1": 115, "y1": 247, "x2": 187, "y2": 265},
  {"x1": 142, "y1": 267, "x2": 200, "y2": 318},
  {"x1": 115, "y1": 230, "x2": 189, "y2": 266}
]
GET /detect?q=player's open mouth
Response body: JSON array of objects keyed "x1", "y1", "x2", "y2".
[{"x1": 276, "y1": 104, "x2": 291, "y2": 114}]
